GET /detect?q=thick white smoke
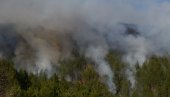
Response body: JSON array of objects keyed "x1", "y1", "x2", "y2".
[
  {"x1": 86, "y1": 46, "x2": 116, "y2": 93},
  {"x1": 0, "y1": 0, "x2": 170, "y2": 94}
]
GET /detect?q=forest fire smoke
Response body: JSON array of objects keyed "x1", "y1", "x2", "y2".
[{"x1": 0, "y1": 0, "x2": 170, "y2": 94}]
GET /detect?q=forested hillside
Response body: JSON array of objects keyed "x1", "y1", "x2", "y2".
[
  {"x1": 1, "y1": 0, "x2": 170, "y2": 97},
  {"x1": 1, "y1": 52, "x2": 170, "y2": 97}
]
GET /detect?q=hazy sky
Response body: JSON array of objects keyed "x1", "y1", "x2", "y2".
[{"x1": 129, "y1": 0, "x2": 170, "y2": 10}]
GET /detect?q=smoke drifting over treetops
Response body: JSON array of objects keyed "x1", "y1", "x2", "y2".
[{"x1": 0, "y1": 0, "x2": 170, "y2": 94}]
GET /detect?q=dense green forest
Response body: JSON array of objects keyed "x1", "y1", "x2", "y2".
[{"x1": 1, "y1": 52, "x2": 170, "y2": 97}]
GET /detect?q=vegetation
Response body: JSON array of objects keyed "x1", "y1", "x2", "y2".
[{"x1": 1, "y1": 52, "x2": 170, "y2": 97}]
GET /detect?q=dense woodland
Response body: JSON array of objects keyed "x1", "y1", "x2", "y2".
[{"x1": 0, "y1": 52, "x2": 170, "y2": 97}]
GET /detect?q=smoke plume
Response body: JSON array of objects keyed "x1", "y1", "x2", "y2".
[{"x1": 0, "y1": 0, "x2": 170, "y2": 94}]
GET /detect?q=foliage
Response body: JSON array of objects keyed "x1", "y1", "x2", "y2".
[{"x1": 1, "y1": 53, "x2": 170, "y2": 97}]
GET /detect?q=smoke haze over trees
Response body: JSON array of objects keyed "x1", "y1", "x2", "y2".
[{"x1": 0, "y1": 0, "x2": 170, "y2": 96}]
